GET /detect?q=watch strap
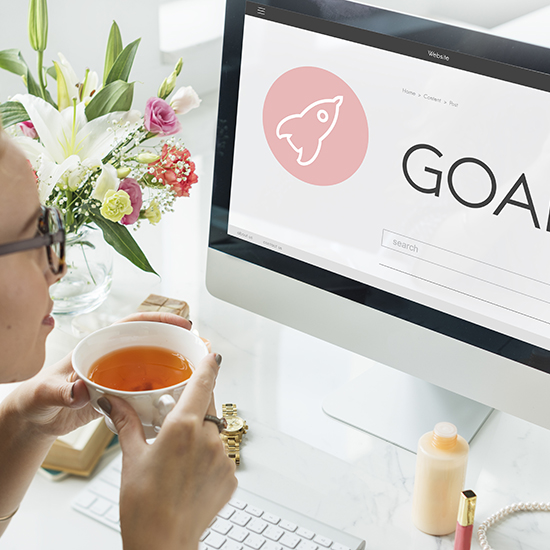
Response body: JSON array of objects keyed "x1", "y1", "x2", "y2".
[
  {"x1": 222, "y1": 403, "x2": 238, "y2": 418},
  {"x1": 221, "y1": 403, "x2": 245, "y2": 465},
  {"x1": 224, "y1": 436, "x2": 241, "y2": 465}
]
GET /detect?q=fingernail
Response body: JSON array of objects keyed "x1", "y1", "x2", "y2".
[
  {"x1": 215, "y1": 354, "x2": 223, "y2": 366},
  {"x1": 97, "y1": 396, "x2": 112, "y2": 416}
]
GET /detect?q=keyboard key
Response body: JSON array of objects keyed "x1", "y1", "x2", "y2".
[
  {"x1": 280, "y1": 520, "x2": 298, "y2": 532},
  {"x1": 331, "y1": 544, "x2": 351, "y2": 550},
  {"x1": 102, "y1": 469, "x2": 123, "y2": 486},
  {"x1": 296, "y1": 528, "x2": 315, "y2": 540},
  {"x1": 228, "y1": 527, "x2": 249, "y2": 542},
  {"x1": 313, "y1": 535, "x2": 333, "y2": 548},
  {"x1": 244, "y1": 533, "x2": 265, "y2": 549},
  {"x1": 74, "y1": 492, "x2": 97, "y2": 508},
  {"x1": 280, "y1": 533, "x2": 301, "y2": 549},
  {"x1": 201, "y1": 530, "x2": 211, "y2": 541},
  {"x1": 105, "y1": 506, "x2": 120, "y2": 524},
  {"x1": 232, "y1": 511, "x2": 252, "y2": 527},
  {"x1": 219, "y1": 505, "x2": 236, "y2": 520},
  {"x1": 263, "y1": 513, "x2": 280, "y2": 524},
  {"x1": 264, "y1": 525, "x2": 284, "y2": 541},
  {"x1": 263, "y1": 542, "x2": 284, "y2": 550},
  {"x1": 248, "y1": 518, "x2": 268, "y2": 534},
  {"x1": 90, "y1": 499, "x2": 111, "y2": 516},
  {"x1": 246, "y1": 505, "x2": 264, "y2": 517},
  {"x1": 205, "y1": 532, "x2": 227, "y2": 549},
  {"x1": 90, "y1": 480, "x2": 120, "y2": 504},
  {"x1": 230, "y1": 499, "x2": 247, "y2": 510},
  {"x1": 213, "y1": 519, "x2": 234, "y2": 535},
  {"x1": 297, "y1": 540, "x2": 318, "y2": 550},
  {"x1": 223, "y1": 541, "x2": 244, "y2": 550}
]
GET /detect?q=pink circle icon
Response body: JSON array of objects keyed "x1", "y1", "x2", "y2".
[{"x1": 263, "y1": 67, "x2": 368, "y2": 186}]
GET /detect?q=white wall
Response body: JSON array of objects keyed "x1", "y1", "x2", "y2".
[
  {"x1": 0, "y1": 0, "x2": 167, "y2": 110},
  {"x1": 2, "y1": 0, "x2": 550, "y2": 108}
]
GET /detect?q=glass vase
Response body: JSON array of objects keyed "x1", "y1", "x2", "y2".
[{"x1": 50, "y1": 224, "x2": 113, "y2": 315}]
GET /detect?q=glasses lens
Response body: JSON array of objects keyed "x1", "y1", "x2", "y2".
[{"x1": 45, "y1": 208, "x2": 65, "y2": 274}]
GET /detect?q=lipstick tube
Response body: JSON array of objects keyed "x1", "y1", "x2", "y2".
[{"x1": 454, "y1": 490, "x2": 477, "y2": 550}]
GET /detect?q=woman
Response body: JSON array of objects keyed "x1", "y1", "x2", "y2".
[{"x1": 0, "y1": 125, "x2": 237, "y2": 548}]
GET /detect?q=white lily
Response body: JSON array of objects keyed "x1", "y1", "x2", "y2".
[
  {"x1": 12, "y1": 93, "x2": 141, "y2": 202},
  {"x1": 91, "y1": 164, "x2": 119, "y2": 201},
  {"x1": 54, "y1": 53, "x2": 99, "y2": 109}
]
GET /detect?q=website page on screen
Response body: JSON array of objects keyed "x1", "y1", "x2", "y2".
[{"x1": 227, "y1": 3, "x2": 550, "y2": 350}]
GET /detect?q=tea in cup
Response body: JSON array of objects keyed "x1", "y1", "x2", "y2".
[{"x1": 72, "y1": 321, "x2": 208, "y2": 439}]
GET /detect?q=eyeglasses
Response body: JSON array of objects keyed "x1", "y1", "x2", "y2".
[{"x1": 0, "y1": 206, "x2": 66, "y2": 275}]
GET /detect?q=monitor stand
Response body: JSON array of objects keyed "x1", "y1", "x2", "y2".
[{"x1": 322, "y1": 365, "x2": 493, "y2": 453}]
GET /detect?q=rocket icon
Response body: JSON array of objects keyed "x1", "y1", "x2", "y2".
[{"x1": 276, "y1": 96, "x2": 344, "y2": 166}]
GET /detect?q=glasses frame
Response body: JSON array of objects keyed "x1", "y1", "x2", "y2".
[{"x1": 0, "y1": 206, "x2": 66, "y2": 275}]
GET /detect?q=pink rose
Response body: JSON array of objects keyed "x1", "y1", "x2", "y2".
[
  {"x1": 18, "y1": 120, "x2": 38, "y2": 139},
  {"x1": 144, "y1": 97, "x2": 182, "y2": 136},
  {"x1": 119, "y1": 178, "x2": 143, "y2": 225}
]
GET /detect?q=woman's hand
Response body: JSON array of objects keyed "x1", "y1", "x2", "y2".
[
  {"x1": 5, "y1": 312, "x2": 193, "y2": 439},
  {"x1": 4, "y1": 351, "x2": 99, "y2": 439},
  {"x1": 104, "y1": 352, "x2": 237, "y2": 550}
]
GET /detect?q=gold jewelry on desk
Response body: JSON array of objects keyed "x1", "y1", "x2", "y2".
[
  {"x1": 220, "y1": 403, "x2": 248, "y2": 465},
  {"x1": 0, "y1": 507, "x2": 19, "y2": 522}
]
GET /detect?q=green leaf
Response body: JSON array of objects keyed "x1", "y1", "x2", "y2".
[
  {"x1": 0, "y1": 101, "x2": 29, "y2": 127},
  {"x1": 46, "y1": 65, "x2": 56, "y2": 80},
  {"x1": 0, "y1": 49, "x2": 29, "y2": 76},
  {"x1": 105, "y1": 38, "x2": 141, "y2": 85},
  {"x1": 25, "y1": 68, "x2": 42, "y2": 97},
  {"x1": 84, "y1": 80, "x2": 134, "y2": 121},
  {"x1": 103, "y1": 21, "x2": 123, "y2": 86},
  {"x1": 0, "y1": 49, "x2": 55, "y2": 107},
  {"x1": 89, "y1": 209, "x2": 157, "y2": 274},
  {"x1": 25, "y1": 68, "x2": 56, "y2": 107}
]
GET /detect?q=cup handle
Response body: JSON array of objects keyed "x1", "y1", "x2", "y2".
[{"x1": 153, "y1": 394, "x2": 177, "y2": 433}]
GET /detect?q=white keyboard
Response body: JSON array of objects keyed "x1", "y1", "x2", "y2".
[{"x1": 73, "y1": 453, "x2": 366, "y2": 550}]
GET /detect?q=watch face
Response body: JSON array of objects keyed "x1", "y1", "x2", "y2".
[{"x1": 225, "y1": 416, "x2": 244, "y2": 432}]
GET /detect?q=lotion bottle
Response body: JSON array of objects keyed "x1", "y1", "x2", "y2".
[{"x1": 411, "y1": 422, "x2": 469, "y2": 536}]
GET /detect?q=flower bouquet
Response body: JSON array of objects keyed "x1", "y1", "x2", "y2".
[{"x1": 0, "y1": 0, "x2": 201, "y2": 312}]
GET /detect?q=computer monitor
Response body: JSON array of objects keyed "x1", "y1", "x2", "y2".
[{"x1": 206, "y1": 0, "x2": 550, "y2": 452}]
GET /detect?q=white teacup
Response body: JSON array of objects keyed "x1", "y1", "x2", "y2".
[{"x1": 72, "y1": 321, "x2": 208, "y2": 439}]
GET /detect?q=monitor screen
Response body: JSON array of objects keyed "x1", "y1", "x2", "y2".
[{"x1": 207, "y1": 0, "x2": 550, "y2": 442}]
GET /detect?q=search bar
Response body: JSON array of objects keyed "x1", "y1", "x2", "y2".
[{"x1": 381, "y1": 229, "x2": 550, "y2": 322}]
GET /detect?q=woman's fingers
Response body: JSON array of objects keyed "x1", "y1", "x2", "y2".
[
  {"x1": 173, "y1": 353, "x2": 221, "y2": 420},
  {"x1": 115, "y1": 311, "x2": 192, "y2": 331},
  {"x1": 101, "y1": 395, "x2": 146, "y2": 456}
]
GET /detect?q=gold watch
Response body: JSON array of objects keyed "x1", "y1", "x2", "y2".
[{"x1": 220, "y1": 403, "x2": 248, "y2": 465}]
